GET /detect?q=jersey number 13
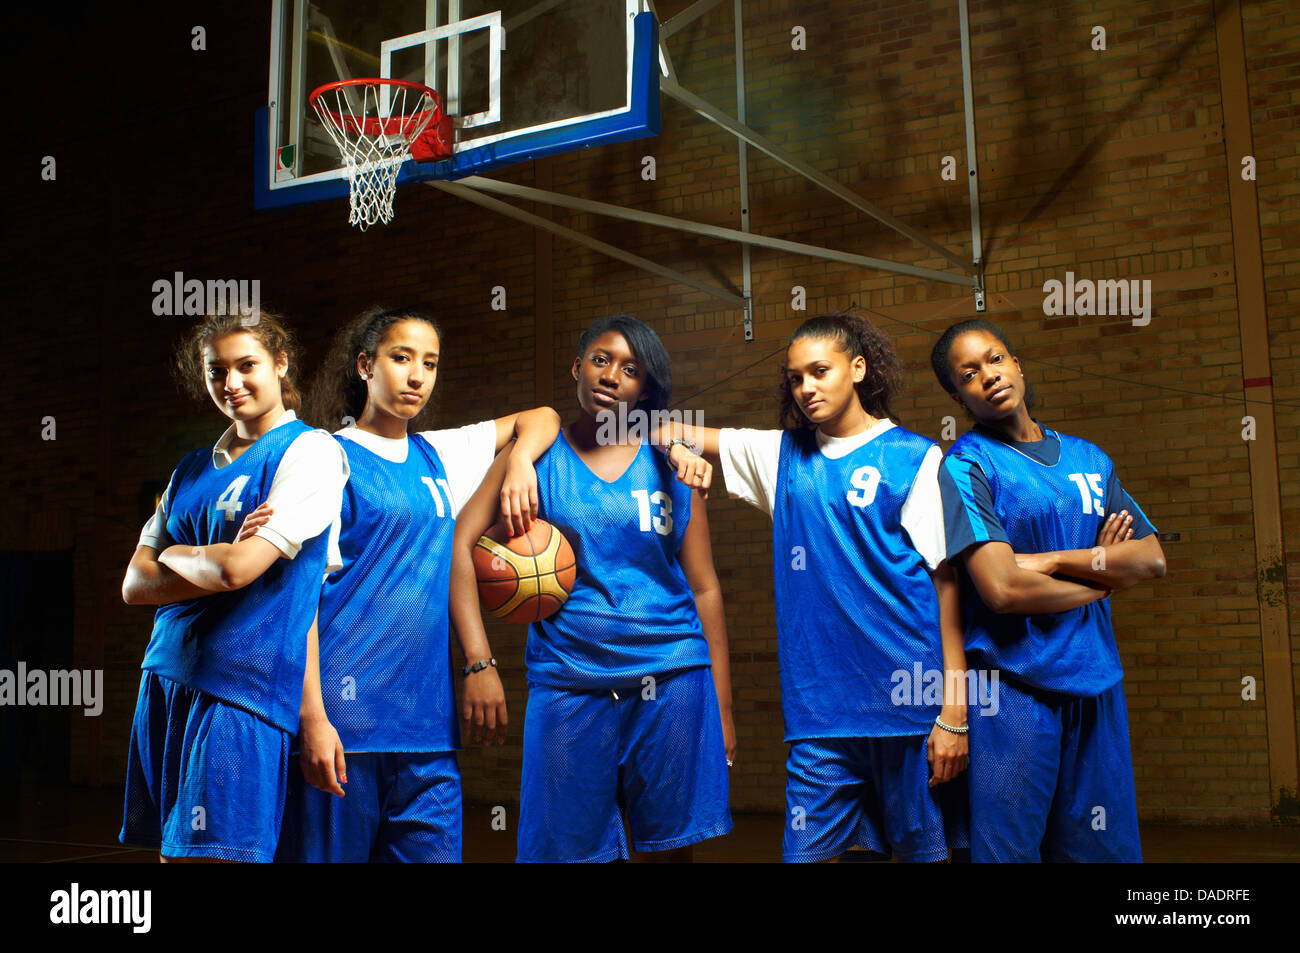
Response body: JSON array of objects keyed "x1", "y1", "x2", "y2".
[{"x1": 630, "y1": 489, "x2": 673, "y2": 535}]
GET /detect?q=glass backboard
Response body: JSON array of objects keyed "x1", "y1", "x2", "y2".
[{"x1": 257, "y1": 0, "x2": 659, "y2": 210}]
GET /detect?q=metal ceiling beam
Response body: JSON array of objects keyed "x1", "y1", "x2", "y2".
[
  {"x1": 660, "y1": 0, "x2": 726, "y2": 39},
  {"x1": 453, "y1": 176, "x2": 974, "y2": 286},
  {"x1": 661, "y1": 77, "x2": 975, "y2": 276},
  {"x1": 958, "y1": 0, "x2": 985, "y2": 309},
  {"x1": 733, "y1": 0, "x2": 753, "y2": 339},
  {"x1": 427, "y1": 180, "x2": 747, "y2": 306}
]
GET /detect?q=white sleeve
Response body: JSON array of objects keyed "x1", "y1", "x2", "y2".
[
  {"x1": 254, "y1": 430, "x2": 350, "y2": 560},
  {"x1": 137, "y1": 473, "x2": 177, "y2": 551},
  {"x1": 717, "y1": 428, "x2": 784, "y2": 518},
  {"x1": 323, "y1": 514, "x2": 343, "y2": 576},
  {"x1": 418, "y1": 419, "x2": 498, "y2": 517},
  {"x1": 900, "y1": 445, "x2": 947, "y2": 571}
]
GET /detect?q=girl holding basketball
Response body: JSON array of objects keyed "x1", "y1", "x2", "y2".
[
  {"x1": 657, "y1": 312, "x2": 969, "y2": 863},
  {"x1": 119, "y1": 310, "x2": 348, "y2": 862},
  {"x1": 256, "y1": 306, "x2": 559, "y2": 863},
  {"x1": 449, "y1": 313, "x2": 734, "y2": 863},
  {"x1": 929, "y1": 319, "x2": 1164, "y2": 862}
]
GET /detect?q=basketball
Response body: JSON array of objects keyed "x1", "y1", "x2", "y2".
[{"x1": 472, "y1": 518, "x2": 577, "y2": 624}]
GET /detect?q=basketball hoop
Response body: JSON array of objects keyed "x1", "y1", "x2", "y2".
[{"x1": 309, "y1": 78, "x2": 453, "y2": 230}]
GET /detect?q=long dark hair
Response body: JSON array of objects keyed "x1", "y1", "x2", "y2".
[
  {"x1": 576, "y1": 313, "x2": 673, "y2": 416},
  {"x1": 173, "y1": 309, "x2": 303, "y2": 412},
  {"x1": 306, "y1": 306, "x2": 443, "y2": 430},
  {"x1": 778, "y1": 312, "x2": 904, "y2": 429}
]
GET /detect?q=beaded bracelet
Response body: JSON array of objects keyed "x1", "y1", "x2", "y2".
[
  {"x1": 661, "y1": 437, "x2": 700, "y2": 460},
  {"x1": 934, "y1": 717, "x2": 968, "y2": 735},
  {"x1": 462, "y1": 657, "x2": 497, "y2": 677}
]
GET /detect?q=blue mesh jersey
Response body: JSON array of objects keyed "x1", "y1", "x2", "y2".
[
  {"x1": 773, "y1": 426, "x2": 943, "y2": 741},
  {"x1": 526, "y1": 431, "x2": 711, "y2": 689},
  {"x1": 939, "y1": 424, "x2": 1157, "y2": 696},
  {"x1": 318, "y1": 434, "x2": 459, "y2": 752},
  {"x1": 141, "y1": 419, "x2": 330, "y2": 733}
]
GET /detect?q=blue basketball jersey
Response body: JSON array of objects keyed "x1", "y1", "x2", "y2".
[
  {"x1": 526, "y1": 431, "x2": 711, "y2": 689},
  {"x1": 772, "y1": 426, "x2": 943, "y2": 741},
  {"x1": 941, "y1": 426, "x2": 1138, "y2": 695},
  {"x1": 141, "y1": 419, "x2": 329, "y2": 733},
  {"x1": 317, "y1": 434, "x2": 459, "y2": 752}
]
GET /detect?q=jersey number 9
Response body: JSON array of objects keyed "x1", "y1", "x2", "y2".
[{"x1": 846, "y1": 466, "x2": 881, "y2": 508}]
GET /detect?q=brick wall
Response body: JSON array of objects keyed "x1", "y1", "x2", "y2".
[{"x1": 6, "y1": 0, "x2": 1295, "y2": 824}]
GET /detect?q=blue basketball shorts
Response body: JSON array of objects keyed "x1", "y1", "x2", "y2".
[
  {"x1": 276, "y1": 750, "x2": 462, "y2": 863},
  {"x1": 782, "y1": 735, "x2": 965, "y2": 863},
  {"x1": 517, "y1": 666, "x2": 732, "y2": 862},
  {"x1": 120, "y1": 671, "x2": 290, "y2": 863},
  {"x1": 967, "y1": 676, "x2": 1140, "y2": 862}
]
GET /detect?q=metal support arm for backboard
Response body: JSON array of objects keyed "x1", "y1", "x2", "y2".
[
  {"x1": 733, "y1": 0, "x2": 753, "y2": 340},
  {"x1": 652, "y1": 0, "x2": 989, "y2": 312},
  {"x1": 427, "y1": 0, "x2": 982, "y2": 320},
  {"x1": 428, "y1": 180, "x2": 748, "y2": 307},
  {"x1": 661, "y1": 78, "x2": 975, "y2": 278},
  {"x1": 660, "y1": 0, "x2": 727, "y2": 39},
  {"x1": 448, "y1": 176, "x2": 973, "y2": 287},
  {"x1": 958, "y1": 0, "x2": 986, "y2": 311},
  {"x1": 421, "y1": 2, "x2": 987, "y2": 324}
]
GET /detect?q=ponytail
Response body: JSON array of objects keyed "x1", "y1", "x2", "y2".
[{"x1": 777, "y1": 312, "x2": 904, "y2": 428}]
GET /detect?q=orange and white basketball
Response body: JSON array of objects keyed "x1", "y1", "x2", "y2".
[{"x1": 472, "y1": 519, "x2": 577, "y2": 624}]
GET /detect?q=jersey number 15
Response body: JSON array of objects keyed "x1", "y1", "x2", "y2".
[{"x1": 1067, "y1": 472, "x2": 1105, "y2": 516}]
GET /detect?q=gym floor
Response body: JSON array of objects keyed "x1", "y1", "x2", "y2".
[{"x1": 3, "y1": 784, "x2": 1297, "y2": 863}]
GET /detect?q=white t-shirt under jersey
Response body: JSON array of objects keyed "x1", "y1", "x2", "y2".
[
  {"x1": 138, "y1": 410, "x2": 350, "y2": 572},
  {"x1": 718, "y1": 419, "x2": 947, "y2": 570},
  {"x1": 333, "y1": 419, "x2": 497, "y2": 516},
  {"x1": 327, "y1": 416, "x2": 499, "y2": 564},
  {"x1": 328, "y1": 420, "x2": 498, "y2": 568}
]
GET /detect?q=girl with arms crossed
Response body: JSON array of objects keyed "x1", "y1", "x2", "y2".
[
  {"x1": 120, "y1": 311, "x2": 348, "y2": 862},
  {"x1": 260, "y1": 307, "x2": 559, "y2": 863},
  {"x1": 450, "y1": 313, "x2": 734, "y2": 863},
  {"x1": 930, "y1": 318, "x2": 1165, "y2": 862},
  {"x1": 660, "y1": 312, "x2": 969, "y2": 863}
]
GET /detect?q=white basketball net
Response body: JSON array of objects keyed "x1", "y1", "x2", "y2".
[{"x1": 310, "y1": 82, "x2": 442, "y2": 230}]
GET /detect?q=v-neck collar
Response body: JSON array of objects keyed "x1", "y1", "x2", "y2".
[
  {"x1": 975, "y1": 420, "x2": 1061, "y2": 467},
  {"x1": 212, "y1": 409, "x2": 296, "y2": 469},
  {"x1": 559, "y1": 428, "x2": 644, "y2": 485}
]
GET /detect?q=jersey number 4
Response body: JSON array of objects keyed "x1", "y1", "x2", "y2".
[
  {"x1": 215, "y1": 475, "x2": 251, "y2": 522},
  {"x1": 630, "y1": 489, "x2": 673, "y2": 535},
  {"x1": 1067, "y1": 472, "x2": 1106, "y2": 516}
]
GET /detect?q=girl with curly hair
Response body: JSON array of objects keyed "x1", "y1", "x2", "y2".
[
  {"x1": 657, "y1": 312, "x2": 969, "y2": 863},
  {"x1": 120, "y1": 310, "x2": 349, "y2": 862}
]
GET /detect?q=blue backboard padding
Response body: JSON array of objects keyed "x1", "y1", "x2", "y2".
[{"x1": 256, "y1": 12, "x2": 660, "y2": 212}]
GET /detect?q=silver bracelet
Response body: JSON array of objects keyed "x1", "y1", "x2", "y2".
[{"x1": 934, "y1": 716, "x2": 968, "y2": 735}]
